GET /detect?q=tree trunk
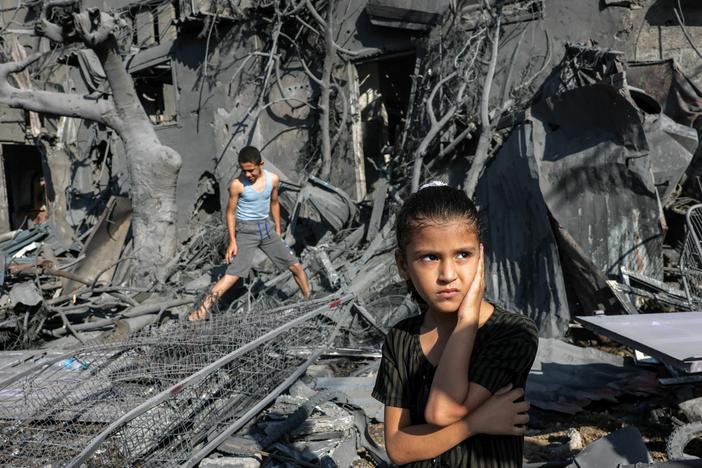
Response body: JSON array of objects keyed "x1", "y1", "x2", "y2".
[
  {"x1": 464, "y1": 17, "x2": 501, "y2": 199},
  {"x1": 0, "y1": 9, "x2": 182, "y2": 280},
  {"x1": 93, "y1": 36, "x2": 181, "y2": 279}
]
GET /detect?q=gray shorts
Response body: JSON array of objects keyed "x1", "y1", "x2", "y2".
[{"x1": 225, "y1": 218, "x2": 298, "y2": 277}]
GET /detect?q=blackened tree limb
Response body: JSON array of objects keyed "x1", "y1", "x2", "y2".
[
  {"x1": 411, "y1": 104, "x2": 458, "y2": 192},
  {"x1": 49, "y1": 297, "x2": 194, "y2": 337},
  {"x1": 0, "y1": 53, "x2": 120, "y2": 128},
  {"x1": 49, "y1": 306, "x2": 86, "y2": 344},
  {"x1": 427, "y1": 71, "x2": 458, "y2": 127},
  {"x1": 318, "y1": 0, "x2": 335, "y2": 179},
  {"x1": 464, "y1": 15, "x2": 501, "y2": 198}
]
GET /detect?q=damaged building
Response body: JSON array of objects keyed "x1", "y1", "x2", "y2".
[{"x1": 0, "y1": 0, "x2": 701, "y2": 466}]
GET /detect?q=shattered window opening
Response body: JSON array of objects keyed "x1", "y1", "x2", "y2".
[
  {"x1": 1, "y1": 144, "x2": 46, "y2": 230},
  {"x1": 132, "y1": 60, "x2": 178, "y2": 126},
  {"x1": 129, "y1": 1, "x2": 179, "y2": 47}
]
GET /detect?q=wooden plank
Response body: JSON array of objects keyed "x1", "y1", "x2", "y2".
[
  {"x1": 157, "y1": 2, "x2": 177, "y2": 42},
  {"x1": 135, "y1": 10, "x2": 155, "y2": 48},
  {"x1": 0, "y1": 145, "x2": 10, "y2": 233}
]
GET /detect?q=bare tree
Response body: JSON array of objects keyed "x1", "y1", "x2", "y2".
[
  {"x1": 0, "y1": 3, "x2": 181, "y2": 280},
  {"x1": 223, "y1": 0, "x2": 374, "y2": 181},
  {"x1": 407, "y1": 0, "x2": 550, "y2": 195},
  {"x1": 409, "y1": 22, "x2": 489, "y2": 192}
]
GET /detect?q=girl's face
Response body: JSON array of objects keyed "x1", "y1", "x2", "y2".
[{"x1": 396, "y1": 218, "x2": 481, "y2": 315}]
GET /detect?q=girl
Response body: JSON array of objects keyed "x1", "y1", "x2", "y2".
[{"x1": 372, "y1": 183, "x2": 539, "y2": 467}]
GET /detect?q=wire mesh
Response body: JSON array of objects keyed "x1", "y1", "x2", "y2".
[
  {"x1": 0, "y1": 296, "x2": 347, "y2": 467},
  {"x1": 680, "y1": 204, "x2": 702, "y2": 308}
]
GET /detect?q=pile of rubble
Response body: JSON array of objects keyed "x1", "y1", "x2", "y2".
[{"x1": 0, "y1": 166, "x2": 700, "y2": 466}]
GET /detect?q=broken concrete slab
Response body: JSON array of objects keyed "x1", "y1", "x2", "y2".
[
  {"x1": 313, "y1": 376, "x2": 385, "y2": 422},
  {"x1": 576, "y1": 312, "x2": 702, "y2": 373},
  {"x1": 565, "y1": 426, "x2": 650, "y2": 468},
  {"x1": 679, "y1": 396, "x2": 702, "y2": 423},
  {"x1": 62, "y1": 196, "x2": 132, "y2": 293},
  {"x1": 199, "y1": 455, "x2": 261, "y2": 468},
  {"x1": 9, "y1": 281, "x2": 42, "y2": 307}
]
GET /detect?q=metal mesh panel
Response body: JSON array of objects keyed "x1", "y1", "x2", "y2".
[
  {"x1": 680, "y1": 204, "x2": 702, "y2": 307},
  {"x1": 0, "y1": 296, "x2": 347, "y2": 467}
]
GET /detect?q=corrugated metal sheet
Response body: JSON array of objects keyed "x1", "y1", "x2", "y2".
[{"x1": 478, "y1": 122, "x2": 570, "y2": 338}]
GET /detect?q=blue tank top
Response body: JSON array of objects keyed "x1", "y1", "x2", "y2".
[{"x1": 236, "y1": 170, "x2": 272, "y2": 221}]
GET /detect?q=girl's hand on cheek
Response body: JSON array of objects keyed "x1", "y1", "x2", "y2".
[
  {"x1": 468, "y1": 384, "x2": 530, "y2": 436},
  {"x1": 457, "y1": 244, "x2": 484, "y2": 324}
]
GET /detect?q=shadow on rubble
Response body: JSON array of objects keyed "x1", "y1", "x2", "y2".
[{"x1": 644, "y1": 0, "x2": 702, "y2": 27}]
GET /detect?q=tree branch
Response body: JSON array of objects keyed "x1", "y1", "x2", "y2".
[
  {"x1": 464, "y1": 15, "x2": 501, "y2": 198},
  {"x1": 304, "y1": 0, "x2": 327, "y2": 28},
  {"x1": 411, "y1": 104, "x2": 458, "y2": 192},
  {"x1": 280, "y1": 32, "x2": 323, "y2": 86},
  {"x1": 515, "y1": 27, "x2": 551, "y2": 93},
  {"x1": 0, "y1": 53, "x2": 119, "y2": 128},
  {"x1": 427, "y1": 71, "x2": 458, "y2": 126}
]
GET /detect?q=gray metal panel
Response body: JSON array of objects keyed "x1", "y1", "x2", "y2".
[
  {"x1": 477, "y1": 123, "x2": 570, "y2": 337},
  {"x1": 576, "y1": 312, "x2": 702, "y2": 373}
]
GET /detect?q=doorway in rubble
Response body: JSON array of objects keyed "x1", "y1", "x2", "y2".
[
  {"x1": 353, "y1": 52, "x2": 415, "y2": 199},
  {"x1": 0, "y1": 144, "x2": 46, "y2": 230}
]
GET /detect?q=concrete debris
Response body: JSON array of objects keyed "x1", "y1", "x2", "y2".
[
  {"x1": 679, "y1": 396, "x2": 702, "y2": 423},
  {"x1": 8, "y1": 282, "x2": 43, "y2": 307},
  {"x1": 199, "y1": 455, "x2": 262, "y2": 468},
  {"x1": 313, "y1": 376, "x2": 385, "y2": 422},
  {"x1": 564, "y1": 426, "x2": 651, "y2": 468}
]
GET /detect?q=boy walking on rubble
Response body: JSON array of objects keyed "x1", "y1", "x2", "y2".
[{"x1": 188, "y1": 146, "x2": 311, "y2": 321}]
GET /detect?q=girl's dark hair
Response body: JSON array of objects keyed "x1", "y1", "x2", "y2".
[
  {"x1": 395, "y1": 185, "x2": 481, "y2": 306},
  {"x1": 395, "y1": 185, "x2": 481, "y2": 255}
]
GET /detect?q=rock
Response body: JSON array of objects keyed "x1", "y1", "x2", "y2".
[
  {"x1": 199, "y1": 454, "x2": 261, "y2": 468},
  {"x1": 305, "y1": 364, "x2": 335, "y2": 378},
  {"x1": 9, "y1": 281, "x2": 43, "y2": 307},
  {"x1": 567, "y1": 428, "x2": 584, "y2": 451},
  {"x1": 679, "y1": 396, "x2": 702, "y2": 423}
]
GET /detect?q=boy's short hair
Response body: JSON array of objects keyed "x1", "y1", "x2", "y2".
[{"x1": 238, "y1": 146, "x2": 262, "y2": 165}]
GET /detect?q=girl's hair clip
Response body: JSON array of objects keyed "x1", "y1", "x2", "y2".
[{"x1": 418, "y1": 180, "x2": 449, "y2": 191}]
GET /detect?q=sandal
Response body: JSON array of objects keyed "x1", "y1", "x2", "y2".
[{"x1": 187, "y1": 309, "x2": 208, "y2": 321}]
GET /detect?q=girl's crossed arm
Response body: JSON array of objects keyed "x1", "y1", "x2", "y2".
[
  {"x1": 384, "y1": 385, "x2": 529, "y2": 465},
  {"x1": 424, "y1": 246, "x2": 485, "y2": 426}
]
